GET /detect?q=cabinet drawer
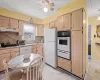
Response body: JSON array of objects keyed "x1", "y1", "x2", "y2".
[
  {"x1": 58, "y1": 57, "x2": 71, "y2": 72},
  {"x1": 10, "y1": 48, "x2": 19, "y2": 52},
  {"x1": 0, "y1": 49, "x2": 10, "y2": 55}
]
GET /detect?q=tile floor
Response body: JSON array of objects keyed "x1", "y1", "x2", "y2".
[
  {"x1": 0, "y1": 64, "x2": 81, "y2": 80},
  {"x1": 43, "y1": 64, "x2": 81, "y2": 80}
]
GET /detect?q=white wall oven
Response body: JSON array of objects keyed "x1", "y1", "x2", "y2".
[{"x1": 57, "y1": 31, "x2": 71, "y2": 60}]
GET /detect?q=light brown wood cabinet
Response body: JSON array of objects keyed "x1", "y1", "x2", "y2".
[
  {"x1": 10, "y1": 48, "x2": 20, "y2": 59},
  {"x1": 37, "y1": 44, "x2": 43, "y2": 56},
  {"x1": 44, "y1": 23, "x2": 49, "y2": 28},
  {"x1": 32, "y1": 45, "x2": 37, "y2": 53},
  {"x1": 0, "y1": 16, "x2": 9, "y2": 28},
  {"x1": 71, "y1": 31, "x2": 83, "y2": 78},
  {"x1": 50, "y1": 21, "x2": 55, "y2": 28},
  {"x1": 0, "y1": 49, "x2": 11, "y2": 71},
  {"x1": 63, "y1": 13, "x2": 71, "y2": 30},
  {"x1": 9, "y1": 18, "x2": 18, "y2": 29},
  {"x1": 0, "y1": 16, "x2": 19, "y2": 29},
  {"x1": 0, "y1": 48, "x2": 20, "y2": 71},
  {"x1": 36, "y1": 24, "x2": 44, "y2": 36},
  {"x1": 32, "y1": 44, "x2": 44, "y2": 56},
  {"x1": 72, "y1": 9, "x2": 83, "y2": 30},
  {"x1": 57, "y1": 16, "x2": 64, "y2": 30},
  {"x1": 58, "y1": 57, "x2": 71, "y2": 72},
  {"x1": 18, "y1": 20, "x2": 23, "y2": 35}
]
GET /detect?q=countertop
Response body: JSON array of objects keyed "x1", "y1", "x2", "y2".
[{"x1": 0, "y1": 42, "x2": 44, "y2": 50}]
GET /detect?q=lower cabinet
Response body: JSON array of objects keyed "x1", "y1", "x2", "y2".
[
  {"x1": 32, "y1": 45, "x2": 37, "y2": 53},
  {"x1": 58, "y1": 57, "x2": 71, "y2": 72},
  {"x1": 0, "y1": 50, "x2": 11, "y2": 71},
  {"x1": 37, "y1": 44, "x2": 44, "y2": 56},
  {"x1": 10, "y1": 48, "x2": 20, "y2": 59},
  {"x1": 32, "y1": 44, "x2": 44, "y2": 56},
  {"x1": 0, "y1": 48, "x2": 20, "y2": 71}
]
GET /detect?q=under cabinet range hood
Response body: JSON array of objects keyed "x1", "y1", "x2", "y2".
[{"x1": 0, "y1": 27, "x2": 18, "y2": 32}]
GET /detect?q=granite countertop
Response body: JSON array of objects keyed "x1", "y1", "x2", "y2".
[{"x1": 0, "y1": 42, "x2": 44, "y2": 50}]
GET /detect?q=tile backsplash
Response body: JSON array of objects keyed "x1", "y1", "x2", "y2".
[
  {"x1": 0, "y1": 32, "x2": 21, "y2": 44},
  {"x1": 0, "y1": 32, "x2": 44, "y2": 44}
]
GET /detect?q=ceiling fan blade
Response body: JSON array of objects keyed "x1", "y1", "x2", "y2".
[
  {"x1": 45, "y1": 0, "x2": 49, "y2": 3},
  {"x1": 50, "y1": 7, "x2": 54, "y2": 11},
  {"x1": 50, "y1": 2, "x2": 55, "y2": 6}
]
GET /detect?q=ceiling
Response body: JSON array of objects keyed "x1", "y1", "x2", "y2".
[
  {"x1": 87, "y1": 0, "x2": 100, "y2": 17},
  {"x1": 0, "y1": 0, "x2": 73, "y2": 19}
]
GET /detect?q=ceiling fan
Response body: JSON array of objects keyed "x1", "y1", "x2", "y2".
[{"x1": 38, "y1": 0, "x2": 55, "y2": 12}]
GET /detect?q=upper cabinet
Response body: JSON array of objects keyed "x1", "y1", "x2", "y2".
[
  {"x1": 9, "y1": 18, "x2": 18, "y2": 29},
  {"x1": 63, "y1": 13, "x2": 71, "y2": 30},
  {"x1": 0, "y1": 16, "x2": 9, "y2": 28},
  {"x1": 36, "y1": 24, "x2": 44, "y2": 36},
  {"x1": 57, "y1": 16, "x2": 64, "y2": 31},
  {"x1": 72, "y1": 9, "x2": 83, "y2": 30},
  {"x1": 18, "y1": 20, "x2": 24, "y2": 36},
  {"x1": 50, "y1": 21, "x2": 55, "y2": 28},
  {"x1": 44, "y1": 23, "x2": 49, "y2": 28},
  {"x1": 0, "y1": 16, "x2": 19, "y2": 29}
]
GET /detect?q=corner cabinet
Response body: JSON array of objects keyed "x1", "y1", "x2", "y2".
[
  {"x1": 72, "y1": 9, "x2": 83, "y2": 30},
  {"x1": 0, "y1": 16, "x2": 9, "y2": 28},
  {"x1": 50, "y1": 21, "x2": 55, "y2": 28},
  {"x1": 36, "y1": 24, "x2": 44, "y2": 36},
  {"x1": 44, "y1": 23, "x2": 49, "y2": 28},
  {"x1": 71, "y1": 31, "x2": 83, "y2": 78}
]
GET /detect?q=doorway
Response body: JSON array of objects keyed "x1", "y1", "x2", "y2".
[{"x1": 88, "y1": 24, "x2": 92, "y2": 59}]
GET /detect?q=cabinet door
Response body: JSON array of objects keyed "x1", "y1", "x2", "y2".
[
  {"x1": 58, "y1": 57, "x2": 71, "y2": 72},
  {"x1": 63, "y1": 13, "x2": 71, "y2": 30},
  {"x1": 0, "y1": 16, "x2": 9, "y2": 28},
  {"x1": 37, "y1": 44, "x2": 43, "y2": 56},
  {"x1": 18, "y1": 20, "x2": 23, "y2": 35},
  {"x1": 44, "y1": 23, "x2": 49, "y2": 28},
  {"x1": 32, "y1": 45, "x2": 37, "y2": 53},
  {"x1": 36, "y1": 24, "x2": 44, "y2": 36},
  {"x1": 9, "y1": 18, "x2": 18, "y2": 29},
  {"x1": 32, "y1": 48, "x2": 37, "y2": 53},
  {"x1": 10, "y1": 48, "x2": 20, "y2": 59},
  {"x1": 57, "y1": 16, "x2": 64, "y2": 30},
  {"x1": 72, "y1": 9, "x2": 83, "y2": 30},
  {"x1": 0, "y1": 53, "x2": 10, "y2": 71},
  {"x1": 71, "y1": 31, "x2": 83, "y2": 78},
  {"x1": 50, "y1": 21, "x2": 55, "y2": 28}
]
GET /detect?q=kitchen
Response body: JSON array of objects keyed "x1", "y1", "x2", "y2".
[{"x1": 0, "y1": 0, "x2": 88, "y2": 80}]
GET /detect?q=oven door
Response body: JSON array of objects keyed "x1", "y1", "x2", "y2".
[{"x1": 57, "y1": 37, "x2": 70, "y2": 51}]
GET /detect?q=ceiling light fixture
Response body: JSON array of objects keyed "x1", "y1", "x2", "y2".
[
  {"x1": 97, "y1": 9, "x2": 100, "y2": 20},
  {"x1": 98, "y1": 16, "x2": 100, "y2": 20},
  {"x1": 43, "y1": 7, "x2": 48, "y2": 12}
]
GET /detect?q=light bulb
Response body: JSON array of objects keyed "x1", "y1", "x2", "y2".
[
  {"x1": 97, "y1": 16, "x2": 100, "y2": 20},
  {"x1": 43, "y1": 7, "x2": 48, "y2": 12}
]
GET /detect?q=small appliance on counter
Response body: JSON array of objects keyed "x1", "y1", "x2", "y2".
[{"x1": 16, "y1": 40, "x2": 25, "y2": 45}]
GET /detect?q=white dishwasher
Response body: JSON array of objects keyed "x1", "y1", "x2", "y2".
[{"x1": 20, "y1": 46, "x2": 32, "y2": 55}]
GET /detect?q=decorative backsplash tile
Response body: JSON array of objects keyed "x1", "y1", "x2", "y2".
[{"x1": 0, "y1": 32, "x2": 21, "y2": 44}]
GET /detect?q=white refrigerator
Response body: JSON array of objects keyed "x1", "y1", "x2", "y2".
[{"x1": 44, "y1": 28, "x2": 57, "y2": 68}]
